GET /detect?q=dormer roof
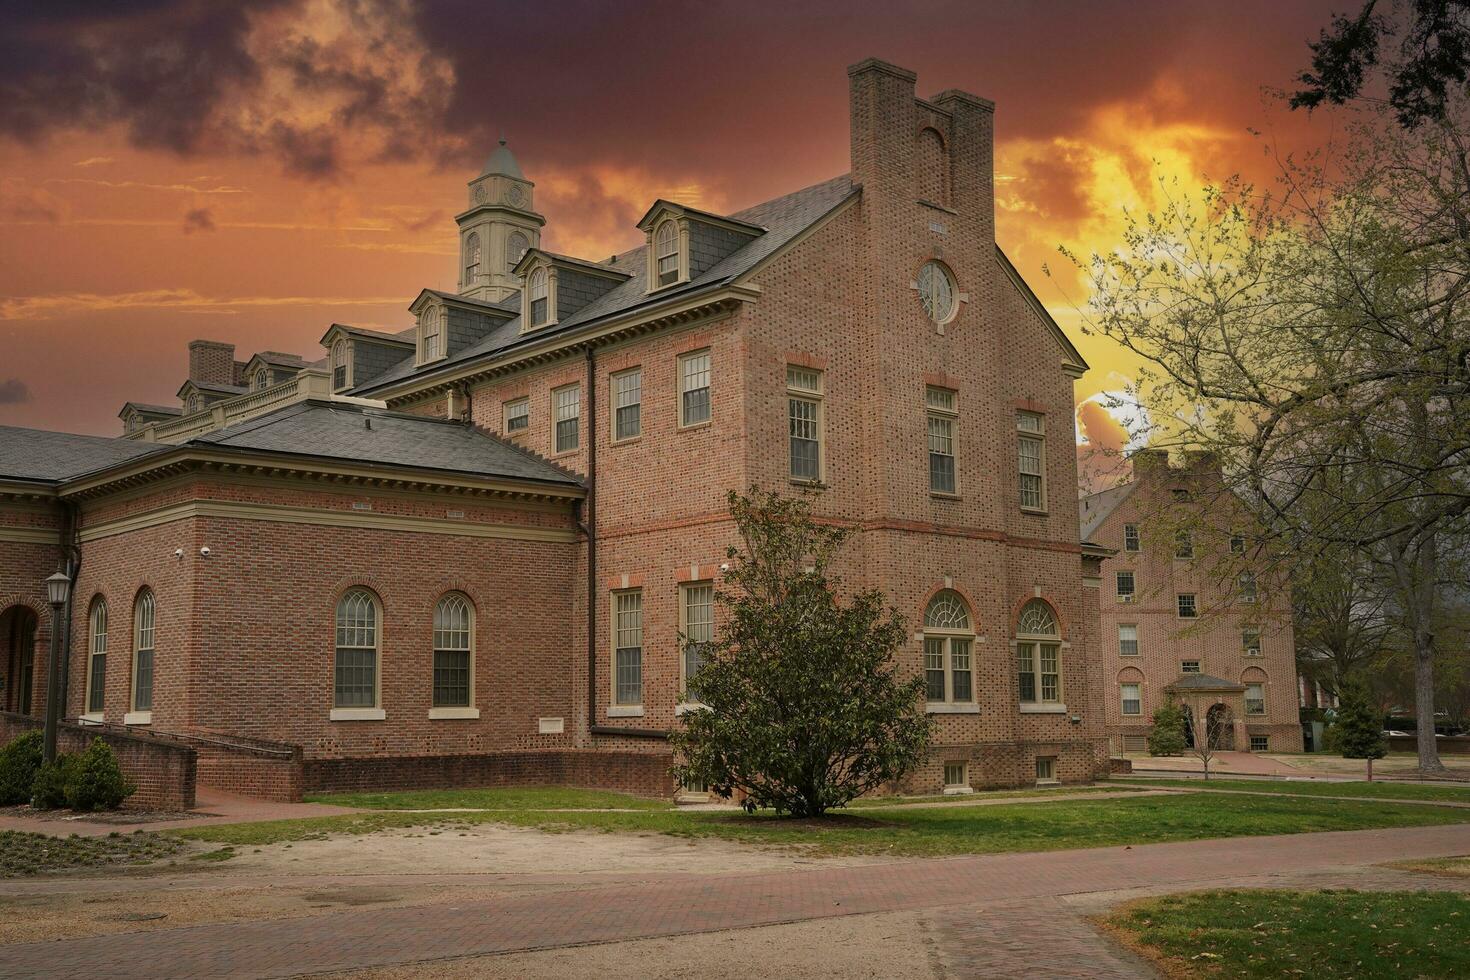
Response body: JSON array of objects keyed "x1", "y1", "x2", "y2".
[
  {"x1": 635, "y1": 199, "x2": 766, "y2": 236},
  {"x1": 510, "y1": 248, "x2": 634, "y2": 283},
  {"x1": 117, "y1": 402, "x2": 183, "y2": 422},
  {"x1": 176, "y1": 379, "x2": 246, "y2": 401},
  {"x1": 406, "y1": 288, "x2": 520, "y2": 319},
  {"x1": 318, "y1": 323, "x2": 416, "y2": 349}
]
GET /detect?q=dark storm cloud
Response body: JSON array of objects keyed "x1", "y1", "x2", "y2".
[{"x1": 0, "y1": 378, "x2": 32, "y2": 405}]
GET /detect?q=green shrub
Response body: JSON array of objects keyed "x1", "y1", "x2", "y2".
[
  {"x1": 1321, "y1": 721, "x2": 1343, "y2": 753},
  {"x1": 0, "y1": 731, "x2": 44, "y2": 805},
  {"x1": 1147, "y1": 701, "x2": 1188, "y2": 756},
  {"x1": 65, "y1": 738, "x2": 134, "y2": 812},
  {"x1": 30, "y1": 754, "x2": 76, "y2": 809}
]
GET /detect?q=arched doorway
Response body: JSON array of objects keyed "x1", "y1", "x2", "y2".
[
  {"x1": 1, "y1": 606, "x2": 39, "y2": 716},
  {"x1": 1206, "y1": 703, "x2": 1236, "y2": 751}
]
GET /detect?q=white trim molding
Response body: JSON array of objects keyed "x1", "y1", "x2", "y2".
[
  {"x1": 428, "y1": 706, "x2": 480, "y2": 720},
  {"x1": 329, "y1": 707, "x2": 386, "y2": 721}
]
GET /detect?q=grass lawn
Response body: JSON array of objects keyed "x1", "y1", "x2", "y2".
[
  {"x1": 0, "y1": 830, "x2": 183, "y2": 877},
  {"x1": 1104, "y1": 889, "x2": 1470, "y2": 979},
  {"x1": 173, "y1": 791, "x2": 1470, "y2": 856},
  {"x1": 847, "y1": 785, "x2": 1133, "y2": 808},
  {"x1": 1116, "y1": 777, "x2": 1470, "y2": 804},
  {"x1": 304, "y1": 785, "x2": 674, "y2": 811}
]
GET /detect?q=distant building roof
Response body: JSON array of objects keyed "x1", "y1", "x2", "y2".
[
  {"x1": 0, "y1": 425, "x2": 165, "y2": 485},
  {"x1": 1079, "y1": 482, "x2": 1136, "y2": 542}
]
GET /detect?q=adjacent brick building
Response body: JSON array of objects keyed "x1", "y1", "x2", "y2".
[{"x1": 0, "y1": 58, "x2": 1114, "y2": 799}]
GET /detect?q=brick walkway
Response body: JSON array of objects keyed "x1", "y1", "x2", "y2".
[{"x1": 2, "y1": 823, "x2": 1467, "y2": 979}]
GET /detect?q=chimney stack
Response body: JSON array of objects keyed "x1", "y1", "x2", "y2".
[{"x1": 188, "y1": 340, "x2": 236, "y2": 387}]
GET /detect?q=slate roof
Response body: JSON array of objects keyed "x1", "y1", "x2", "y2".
[
  {"x1": 1165, "y1": 674, "x2": 1246, "y2": 693},
  {"x1": 181, "y1": 400, "x2": 582, "y2": 487},
  {"x1": 356, "y1": 174, "x2": 858, "y2": 394},
  {"x1": 1079, "y1": 483, "x2": 1136, "y2": 542},
  {"x1": 118, "y1": 402, "x2": 183, "y2": 418},
  {"x1": 0, "y1": 425, "x2": 165, "y2": 484}
]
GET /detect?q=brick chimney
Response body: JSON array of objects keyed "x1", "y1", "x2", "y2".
[{"x1": 188, "y1": 340, "x2": 236, "y2": 386}]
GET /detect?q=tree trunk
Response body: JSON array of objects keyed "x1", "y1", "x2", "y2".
[
  {"x1": 1413, "y1": 630, "x2": 1445, "y2": 772},
  {"x1": 1367, "y1": 756, "x2": 1373, "y2": 782}
]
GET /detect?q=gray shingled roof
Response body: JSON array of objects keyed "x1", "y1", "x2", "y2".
[
  {"x1": 0, "y1": 425, "x2": 166, "y2": 484},
  {"x1": 1165, "y1": 674, "x2": 1246, "y2": 692},
  {"x1": 183, "y1": 400, "x2": 582, "y2": 487},
  {"x1": 356, "y1": 174, "x2": 857, "y2": 394},
  {"x1": 119, "y1": 402, "x2": 183, "y2": 417},
  {"x1": 1079, "y1": 482, "x2": 1136, "y2": 542}
]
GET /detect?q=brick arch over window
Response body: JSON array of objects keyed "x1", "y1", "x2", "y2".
[
  {"x1": 1241, "y1": 666, "x2": 1268, "y2": 684},
  {"x1": 915, "y1": 127, "x2": 949, "y2": 205},
  {"x1": 1117, "y1": 666, "x2": 1145, "y2": 684}
]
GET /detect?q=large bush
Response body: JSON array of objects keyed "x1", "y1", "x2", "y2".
[
  {"x1": 670, "y1": 489, "x2": 932, "y2": 817},
  {"x1": 1147, "y1": 701, "x2": 1187, "y2": 756},
  {"x1": 30, "y1": 753, "x2": 76, "y2": 809},
  {"x1": 66, "y1": 738, "x2": 134, "y2": 811},
  {"x1": 0, "y1": 731, "x2": 44, "y2": 805}
]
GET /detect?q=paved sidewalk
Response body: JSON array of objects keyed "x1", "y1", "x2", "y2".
[{"x1": 3, "y1": 823, "x2": 1467, "y2": 979}]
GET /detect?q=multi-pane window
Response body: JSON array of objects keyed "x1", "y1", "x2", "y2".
[
  {"x1": 1174, "y1": 530, "x2": 1193, "y2": 559},
  {"x1": 1116, "y1": 571, "x2": 1136, "y2": 602},
  {"x1": 927, "y1": 386, "x2": 957, "y2": 494},
  {"x1": 335, "y1": 590, "x2": 378, "y2": 708},
  {"x1": 787, "y1": 366, "x2": 823, "y2": 482},
  {"x1": 87, "y1": 599, "x2": 107, "y2": 714},
  {"x1": 1181, "y1": 660, "x2": 1201, "y2": 673},
  {"x1": 421, "y1": 307, "x2": 442, "y2": 361},
  {"x1": 943, "y1": 762, "x2": 968, "y2": 788},
  {"x1": 1243, "y1": 628, "x2": 1262, "y2": 657},
  {"x1": 553, "y1": 384, "x2": 580, "y2": 453},
  {"x1": 506, "y1": 231, "x2": 529, "y2": 271},
  {"x1": 1118, "y1": 624, "x2": 1139, "y2": 656},
  {"x1": 504, "y1": 397, "x2": 529, "y2": 433},
  {"x1": 528, "y1": 268, "x2": 549, "y2": 326},
  {"x1": 432, "y1": 593, "x2": 472, "y2": 708},
  {"x1": 679, "y1": 350, "x2": 711, "y2": 426},
  {"x1": 923, "y1": 591, "x2": 974, "y2": 703},
  {"x1": 1123, "y1": 524, "x2": 1140, "y2": 552},
  {"x1": 254, "y1": 370, "x2": 269, "y2": 391},
  {"x1": 1121, "y1": 683, "x2": 1142, "y2": 715},
  {"x1": 1238, "y1": 572, "x2": 1258, "y2": 603},
  {"x1": 1035, "y1": 756, "x2": 1057, "y2": 782},
  {"x1": 655, "y1": 221, "x2": 680, "y2": 287},
  {"x1": 463, "y1": 232, "x2": 481, "y2": 285},
  {"x1": 1230, "y1": 533, "x2": 1247, "y2": 554},
  {"x1": 1016, "y1": 599, "x2": 1061, "y2": 705},
  {"x1": 331, "y1": 340, "x2": 348, "y2": 390},
  {"x1": 614, "y1": 591, "x2": 643, "y2": 706},
  {"x1": 612, "y1": 369, "x2": 642, "y2": 441},
  {"x1": 917, "y1": 261, "x2": 957, "y2": 322},
  {"x1": 1250, "y1": 734, "x2": 1269, "y2": 752},
  {"x1": 681, "y1": 583, "x2": 714, "y2": 700},
  {"x1": 1016, "y1": 412, "x2": 1045, "y2": 510},
  {"x1": 1177, "y1": 593, "x2": 1198, "y2": 618},
  {"x1": 1245, "y1": 683, "x2": 1266, "y2": 715},
  {"x1": 132, "y1": 590, "x2": 155, "y2": 713}
]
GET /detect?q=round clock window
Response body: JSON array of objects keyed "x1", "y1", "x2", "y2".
[
  {"x1": 508, "y1": 184, "x2": 526, "y2": 207},
  {"x1": 917, "y1": 261, "x2": 957, "y2": 323}
]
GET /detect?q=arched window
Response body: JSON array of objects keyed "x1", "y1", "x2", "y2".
[
  {"x1": 916, "y1": 260, "x2": 957, "y2": 323},
  {"x1": 506, "y1": 231, "x2": 529, "y2": 271},
  {"x1": 528, "y1": 268, "x2": 549, "y2": 326},
  {"x1": 335, "y1": 590, "x2": 379, "y2": 709},
  {"x1": 432, "y1": 593, "x2": 473, "y2": 709},
  {"x1": 654, "y1": 221, "x2": 680, "y2": 287},
  {"x1": 923, "y1": 591, "x2": 973, "y2": 704},
  {"x1": 421, "y1": 307, "x2": 443, "y2": 361},
  {"x1": 86, "y1": 598, "x2": 107, "y2": 715},
  {"x1": 331, "y1": 340, "x2": 348, "y2": 390},
  {"x1": 253, "y1": 369, "x2": 269, "y2": 391},
  {"x1": 1118, "y1": 667, "x2": 1145, "y2": 716},
  {"x1": 463, "y1": 232, "x2": 481, "y2": 285},
  {"x1": 132, "y1": 589, "x2": 155, "y2": 714},
  {"x1": 186, "y1": 393, "x2": 201, "y2": 414},
  {"x1": 1016, "y1": 599, "x2": 1061, "y2": 707},
  {"x1": 916, "y1": 127, "x2": 949, "y2": 205}
]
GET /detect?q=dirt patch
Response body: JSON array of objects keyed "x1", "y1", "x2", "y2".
[{"x1": 1387, "y1": 855, "x2": 1470, "y2": 878}]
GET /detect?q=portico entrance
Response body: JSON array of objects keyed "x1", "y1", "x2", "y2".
[{"x1": 0, "y1": 605, "x2": 39, "y2": 715}]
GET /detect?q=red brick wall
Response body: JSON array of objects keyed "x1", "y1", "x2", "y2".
[
  {"x1": 0, "y1": 711, "x2": 197, "y2": 810},
  {"x1": 188, "y1": 340, "x2": 236, "y2": 387},
  {"x1": 0, "y1": 502, "x2": 60, "y2": 718},
  {"x1": 303, "y1": 749, "x2": 675, "y2": 798}
]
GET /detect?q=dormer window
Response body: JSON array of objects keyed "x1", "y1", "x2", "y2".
[
  {"x1": 420, "y1": 307, "x2": 443, "y2": 361},
  {"x1": 331, "y1": 340, "x2": 349, "y2": 390},
  {"x1": 253, "y1": 369, "x2": 270, "y2": 391},
  {"x1": 186, "y1": 393, "x2": 201, "y2": 414},
  {"x1": 654, "y1": 221, "x2": 680, "y2": 287},
  {"x1": 463, "y1": 232, "x2": 481, "y2": 286},
  {"x1": 528, "y1": 268, "x2": 549, "y2": 327}
]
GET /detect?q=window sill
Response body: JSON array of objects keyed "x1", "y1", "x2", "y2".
[
  {"x1": 789, "y1": 479, "x2": 826, "y2": 490},
  {"x1": 677, "y1": 420, "x2": 713, "y2": 433},
  {"x1": 429, "y1": 706, "x2": 480, "y2": 720},
  {"x1": 330, "y1": 707, "x2": 385, "y2": 721},
  {"x1": 674, "y1": 702, "x2": 707, "y2": 716},
  {"x1": 942, "y1": 785, "x2": 974, "y2": 795},
  {"x1": 930, "y1": 491, "x2": 962, "y2": 501},
  {"x1": 610, "y1": 435, "x2": 642, "y2": 447},
  {"x1": 549, "y1": 448, "x2": 581, "y2": 460},
  {"x1": 122, "y1": 711, "x2": 152, "y2": 726},
  {"x1": 79, "y1": 713, "x2": 104, "y2": 725},
  {"x1": 607, "y1": 705, "x2": 644, "y2": 718},
  {"x1": 1036, "y1": 778, "x2": 1061, "y2": 786},
  {"x1": 1019, "y1": 703, "x2": 1067, "y2": 715},
  {"x1": 1020, "y1": 507, "x2": 1049, "y2": 517},
  {"x1": 926, "y1": 703, "x2": 980, "y2": 714}
]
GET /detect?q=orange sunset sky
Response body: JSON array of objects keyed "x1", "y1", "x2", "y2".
[{"x1": 0, "y1": 0, "x2": 1347, "y2": 465}]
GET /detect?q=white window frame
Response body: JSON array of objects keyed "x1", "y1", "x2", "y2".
[
  {"x1": 1118, "y1": 623, "x2": 1139, "y2": 657},
  {"x1": 1017, "y1": 411, "x2": 1046, "y2": 512},
  {"x1": 926, "y1": 386, "x2": 958, "y2": 496},
  {"x1": 1116, "y1": 570, "x2": 1136, "y2": 603},
  {"x1": 1181, "y1": 660, "x2": 1201, "y2": 674},
  {"x1": 331, "y1": 339, "x2": 350, "y2": 391},
  {"x1": 915, "y1": 260, "x2": 957, "y2": 324},
  {"x1": 611, "y1": 589, "x2": 643, "y2": 713},
  {"x1": 1121, "y1": 682, "x2": 1142, "y2": 716},
  {"x1": 1123, "y1": 523, "x2": 1140, "y2": 552},
  {"x1": 1242, "y1": 627, "x2": 1262, "y2": 657},
  {"x1": 678, "y1": 350, "x2": 711, "y2": 428},
  {"x1": 679, "y1": 581, "x2": 714, "y2": 706},
  {"x1": 1245, "y1": 682, "x2": 1266, "y2": 715},
  {"x1": 611, "y1": 368, "x2": 642, "y2": 443},
  {"x1": 787, "y1": 365, "x2": 824, "y2": 483},
  {"x1": 1250, "y1": 734, "x2": 1270, "y2": 752},
  {"x1": 1174, "y1": 529, "x2": 1194, "y2": 560},
  {"x1": 1177, "y1": 593, "x2": 1198, "y2": 619},
  {"x1": 506, "y1": 231, "x2": 529, "y2": 272},
  {"x1": 331, "y1": 589, "x2": 384, "y2": 720},
  {"x1": 942, "y1": 761, "x2": 970, "y2": 791},
  {"x1": 1238, "y1": 572, "x2": 1258, "y2": 603},
  {"x1": 1015, "y1": 599, "x2": 1063, "y2": 711},
  {"x1": 528, "y1": 267, "x2": 551, "y2": 328},
  {"x1": 419, "y1": 306, "x2": 444, "y2": 364},
  {"x1": 463, "y1": 231, "x2": 481, "y2": 287},
  {"x1": 553, "y1": 383, "x2": 580, "y2": 454},
  {"x1": 127, "y1": 589, "x2": 155, "y2": 724},
  {"x1": 923, "y1": 591, "x2": 975, "y2": 710},
  {"x1": 430, "y1": 593, "x2": 477, "y2": 719},
  {"x1": 1035, "y1": 756, "x2": 1058, "y2": 784},
  {"x1": 85, "y1": 598, "x2": 107, "y2": 719},
  {"x1": 653, "y1": 219, "x2": 683, "y2": 289},
  {"x1": 503, "y1": 397, "x2": 529, "y2": 434}
]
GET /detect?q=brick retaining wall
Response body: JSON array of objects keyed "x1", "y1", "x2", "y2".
[
  {"x1": 303, "y1": 749, "x2": 677, "y2": 798},
  {"x1": 0, "y1": 711, "x2": 196, "y2": 810}
]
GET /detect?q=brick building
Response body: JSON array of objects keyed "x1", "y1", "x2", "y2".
[
  {"x1": 0, "y1": 59, "x2": 1112, "y2": 799},
  {"x1": 1080, "y1": 450, "x2": 1303, "y2": 754}
]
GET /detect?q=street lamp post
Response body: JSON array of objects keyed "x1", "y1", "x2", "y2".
[{"x1": 42, "y1": 571, "x2": 71, "y2": 764}]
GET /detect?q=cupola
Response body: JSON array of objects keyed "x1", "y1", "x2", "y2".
[{"x1": 456, "y1": 138, "x2": 545, "y2": 304}]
